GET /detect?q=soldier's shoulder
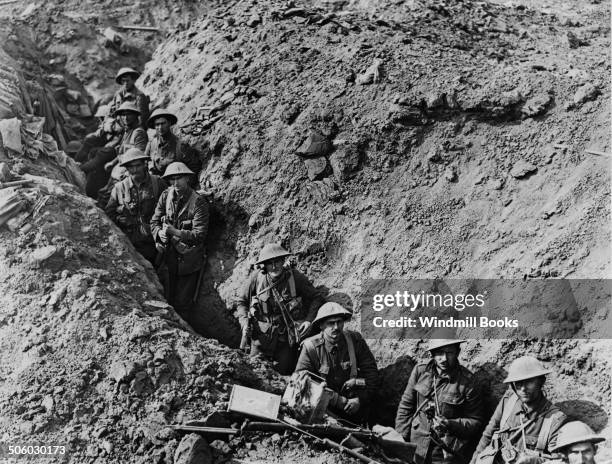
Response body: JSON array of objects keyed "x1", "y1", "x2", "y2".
[
  {"x1": 302, "y1": 333, "x2": 324, "y2": 348},
  {"x1": 345, "y1": 330, "x2": 366, "y2": 343},
  {"x1": 458, "y1": 365, "x2": 476, "y2": 381}
]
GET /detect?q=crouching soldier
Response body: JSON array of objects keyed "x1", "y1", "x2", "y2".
[
  {"x1": 550, "y1": 422, "x2": 605, "y2": 464},
  {"x1": 235, "y1": 244, "x2": 324, "y2": 375},
  {"x1": 295, "y1": 302, "x2": 379, "y2": 424},
  {"x1": 470, "y1": 356, "x2": 568, "y2": 464},
  {"x1": 150, "y1": 162, "x2": 209, "y2": 324},
  {"x1": 396, "y1": 329, "x2": 484, "y2": 464},
  {"x1": 105, "y1": 148, "x2": 166, "y2": 264}
]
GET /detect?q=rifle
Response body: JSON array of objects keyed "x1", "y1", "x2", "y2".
[
  {"x1": 271, "y1": 286, "x2": 301, "y2": 347},
  {"x1": 171, "y1": 421, "x2": 405, "y2": 464},
  {"x1": 192, "y1": 252, "x2": 207, "y2": 303}
]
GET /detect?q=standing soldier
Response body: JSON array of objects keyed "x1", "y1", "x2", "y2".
[
  {"x1": 105, "y1": 148, "x2": 166, "y2": 264},
  {"x1": 550, "y1": 422, "x2": 605, "y2": 464},
  {"x1": 396, "y1": 329, "x2": 485, "y2": 464},
  {"x1": 235, "y1": 244, "x2": 325, "y2": 375},
  {"x1": 145, "y1": 109, "x2": 200, "y2": 176},
  {"x1": 107, "y1": 67, "x2": 150, "y2": 128},
  {"x1": 470, "y1": 356, "x2": 568, "y2": 464},
  {"x1": 295, "y1": 302, "x2": 379, "y2": 424},
  {"x1": 150, "y1": 162, "x2": 209, "y2": 324}
]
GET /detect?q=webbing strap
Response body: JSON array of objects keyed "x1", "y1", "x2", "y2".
[
  {"x1": 535, "y1": 416, "x2": 553, "y2": 452},
  {"x1": 343, "y1": 332, "x2": 358, "y2": 379}
]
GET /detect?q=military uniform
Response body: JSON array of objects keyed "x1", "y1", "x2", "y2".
[
  {"x1": 107, "y1": 87, "x2": 150, "y2": 128},
  {"x1": 80, "y1": 102, "x2": 148, "y2": 199},
  {"x1": 235, "y1": 268, "x2": 324, "y2": 374},
  {"x1": 150, "y1": 184, "x2": 209, "y2": 322},
  {"x1": 296, "y1": 329, "x2": 379, "y2": 422},
  {"x1": 146, "y1": 133, "x2": 200, "y2": 176},
  {"x1": 396, "y1": 360, "x2": 485, "y2": 464},
  {"x1": 106, "y1": 173, "x2": 165, "y2": 264},
  {"x1": 470, "y1": 390, "x2": 567, "y2": 464}
]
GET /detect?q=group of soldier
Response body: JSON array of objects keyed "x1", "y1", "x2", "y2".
[
  {"x1": 232, "y1": 243, "x2": 606, "y2": 464},
  {"x1": 67, "y1": 66, "x2": 606, "y2": 464},
  {"x1": 67, "y1": 66, "x2": 206, "y2": 321}
]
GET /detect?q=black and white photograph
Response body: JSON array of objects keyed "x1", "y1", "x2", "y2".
[{"x1": 0, "y1": 0, "x2": 609, "y2": 463}]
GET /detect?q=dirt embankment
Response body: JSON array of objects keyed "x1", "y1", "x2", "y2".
[
  {"x1": 141, "y1": 0, "x2": 611, "y2": 441},
  {"x1": 0, "y1": 0, "x2": 609, "y2": 462}
]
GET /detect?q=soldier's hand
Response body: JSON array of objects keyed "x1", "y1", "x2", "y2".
[
  {"x1": 433, "y1": 415, "x2": 449, "y2": 434},
  {"x1": 341, "y1": 378, "x2": 357, "y2": 394},
  {"x1": 166, "y1": 225, "x2": 179, "y2": 237},
  {"x1": 298, "y1": 321, "x2": 311, "y2": 336},
  {"x1": 344, "y1": 397, "x2": 361, "y2": 415},
  {"x1": 158, "y1": 228, "x2": 168, "y2": 243}
]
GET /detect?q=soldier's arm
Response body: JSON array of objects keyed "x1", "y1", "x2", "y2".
[
  {"x1": 293, "y1": 271, "x2": 325, "y2": 322},
  {"x1": 105, "y1": 184, "x2": 120, "y2": 223},
  {"x1": 294, "y1": 342, "x2": 317, "y2": 373},
  {"x1": 469, "y1": 391, "x2": 507, "y2": 464},
  {"x1": 446, "y1": 380, "x2": 485, "y2": 439},
  {"x1": 353, "y1": 333, "x2": 379, "y2": 404},
  {"x1": 235, "y1": 272, "x2": 257, "y2": 326},
  {"x1": 176, "y1": 195, "x2": 209, "y2": 245},
  {"x1": 546, "y1": 411, "x2": 569, "y2": 453},
  {"x1": 150, "y1": 191, "x2": 167, "y2": 243},
  {"x1": 133, "y1": 128, "x2": 148, "y2": 151},
  {"x1": 395, "y1": 366, "x2": 419, "y2": 440}
]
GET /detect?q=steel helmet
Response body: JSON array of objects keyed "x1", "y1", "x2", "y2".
[
  {"x1": 162, "y1": 162, "x2": 194, "y2": 178},
  {"x1": 503, "y1": 356, "x2": 551, "y2": 383},
  {"x1": 65, "y1": 140, "x2": 82, "y2": 154},
  {"x1": 427, "y1": 327, "x2": 466, "y2": 352},
  {"x1": 550, "y1": 421, "x2": 605, "y2": 452},
  {"x1": 119, "y1": 148, "x2": 150, "y2": 167},
  {"x1": 255, "y1": 244, "x2": 291, "y2": 265},
  {"x1": 94, "y1": 105, "x2": 110, "y2": 118},
  {"x1": 147, "y1": 108, "x2": 178, "y2": 128},
  {"x1": 114, "y1": 101, "x2": 141, "y2": 116},
  {"x1": 115, "y1": 67, "x2": 141, "y2": 84},
  {"x1": 313, "y1": 302, "x2": 352, "y2": 326}
]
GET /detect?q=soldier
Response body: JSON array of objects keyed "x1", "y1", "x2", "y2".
[
  {"x1": 74, "y1": 105, "x2": 122, "y2": 164},
  {"x1": 145, "y1": 109, "x2": 200, "y2": 176},
  {"x1": 150, "y1": 162, "x2": 209, "y2": 324},
  {"x1": 105, "y1": 148, "x2": 166, "y2": 264},
  {"x1": 80, "y1": 101, "x2": 147, "y2": 199},
  {"x1": 550, "y1": 422, "x2": 605, "y2": 464},
  {"x1": 295, "y1": 302, "x2": 379, "y2": 423},
  {"x1": 107, "y1": 67, "x2": 150, "y2": 128},
  {"x1": 396, "y1": 329, "x2": 485, "y2": 464},
  {"x1": 470, "y1": 356, "x2": 568, "y2": 464},
  {"x1": 235, "y1": 244, "x2": 324, "y2": 375}
]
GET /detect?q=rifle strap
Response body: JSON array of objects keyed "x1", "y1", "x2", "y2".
[{"x1": 343, "y1": 332, "x2": 358, "y2": 379}]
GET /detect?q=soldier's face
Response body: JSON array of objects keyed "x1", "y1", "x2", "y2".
[
  {"x1": 125, "y1": 161, "x2": 147, "y2": 182},
  {"x1": 120, "y1": 112, "x2": 138, "y2": 127},
  {"x1": 321, "y1": 317, "x2": 345, "y2": 342},
  {"x1": 154, "y1": 117, "x2": 171, "y2": 136},
  {"x1": 121, "y1": 75, "x2": 135, "y2": 90},
  {"x1": 431, "y1": 345, "x2": 459, "y2": 373},
  {"x1": 566, "y1": 442, "x2": 596, "y2": 464},
  {"x1": 512, "y1": 376, "x2": 544, "y2": 405},
  {"x1": 168, "y1": 175, "x2": 190, "y2": 194},
  {"x1": 264, "y1": 258, "x2": 284, "y2": 279}
]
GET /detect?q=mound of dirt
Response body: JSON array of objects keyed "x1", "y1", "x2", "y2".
[
  {"x1": 140, "y1": 0, "x2": 611, "y2": 442},
  {"x1": 0, "y1": 0, "x2": 610, "y2": 462},
  {"x1": 0, "y1": 50, "x2": 294, "y2": 463}
]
